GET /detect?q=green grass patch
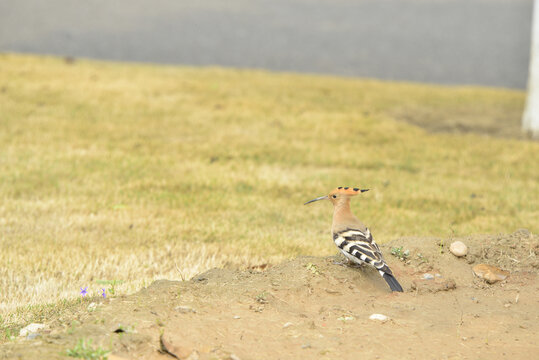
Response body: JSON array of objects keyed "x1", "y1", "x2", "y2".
[{"x1": 66, "y1": 338, "x2": 110, "y2": 359}]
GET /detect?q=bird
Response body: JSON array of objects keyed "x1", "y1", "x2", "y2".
[{"x1": 304, "y1": 186, "x2": 403, "y2": 292}]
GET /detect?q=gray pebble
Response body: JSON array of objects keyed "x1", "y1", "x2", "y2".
[{"x1": 422, "y1": 273, "x2": 434, "y2": 280}]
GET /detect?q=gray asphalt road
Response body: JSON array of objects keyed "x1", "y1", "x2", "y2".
[{"x1": 0, "y1": 0, "x2": 532, "y2": 88}]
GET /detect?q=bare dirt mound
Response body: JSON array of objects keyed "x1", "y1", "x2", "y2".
[{"x1": 2, "y1": 231, "x2": 538, "y2": 360}]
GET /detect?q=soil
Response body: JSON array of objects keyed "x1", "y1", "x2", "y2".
[{"x1": 2, "y1": 230, "x2": 538, "y2": 360}]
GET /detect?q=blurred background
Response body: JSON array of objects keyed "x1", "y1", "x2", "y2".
[{"x1": 0, "y1": 0, "x2": 532, "y2": 88}]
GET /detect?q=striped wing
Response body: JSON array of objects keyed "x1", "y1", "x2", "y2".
[{"x1": 333, "y1": 228, "x2": 393, "y2": 276}]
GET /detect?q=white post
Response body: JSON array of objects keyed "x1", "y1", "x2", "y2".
[{"x1": 523, "y1": 0, "x2": 539, "y2": 138}]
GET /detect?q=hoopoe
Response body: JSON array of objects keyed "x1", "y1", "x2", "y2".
[{"x1": 305, "y1": 187, "x2": 404, "y2": 292}]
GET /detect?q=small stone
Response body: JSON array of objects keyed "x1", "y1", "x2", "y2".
[
  {"x1": 283, "y1": 322, "x2": 294, "y2": 328},
  {"x1": 302, "y1": 344, "x2": 312, "y2": 349},
  {"x1": 233, "y1": 315, "x2": 241, "y2": 319},
  {"x1": 369, "y1": 314, "x2": 389, "y2": 322},
  {"x1": 422, "y1": 273, "x2": 434, "y2": 280},
  {"x1": 175, "y1": 305, "x2": 196, "y2": 313},
  {"x1": 435, "y1": 273, "x2": 442, "y2": 278},
  {"x1": 450, "y1": 241, "x2": 468, "y2": 257},
  {"x1": 514, "y1": 228, "x2": 530, "y2": 238},
  {"x1": 160, "y1": 334, "x2": 193, "y2": 358},
  {"x1": 337, "y1": 316, "x2": 355, "y2": 321},
  {"x1": 19, "y1": 323, "x2": 46, "y2": 337},
  {"x1": 26, "y1": 333, "x2": 41, "y2": 340},
  {"x1": 229, "y1": 355, "x2": 241, "y2": 360},
  {"x1": 473, "y1": 264, "x2": 509, "y2": 284}
]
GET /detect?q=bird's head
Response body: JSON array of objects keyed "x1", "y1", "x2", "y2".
[{"x1": 304, "y1": 187, "x2": 369, "y2": 206}]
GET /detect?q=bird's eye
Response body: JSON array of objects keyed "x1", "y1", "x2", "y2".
[{"x1": 332, "y1": 195, "x2": 337, "y2": 199}]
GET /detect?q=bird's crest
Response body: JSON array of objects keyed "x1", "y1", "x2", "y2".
[
  {"x1": 330, "y1": 187, "x2": 369, "y2": 196},
  {"x1": 304, "y1": 187, "x2": 369, "y2": 205}
]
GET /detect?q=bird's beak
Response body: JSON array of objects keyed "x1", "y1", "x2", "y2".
[
  {"x1": 304, "y1": 195, "x2": 328, "y2": 205},
  {"x1": 361, "y1": 189, "x2": 369, "y2": 193}
]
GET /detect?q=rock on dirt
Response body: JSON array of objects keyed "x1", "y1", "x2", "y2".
[
  {"x1": 160, "y1": 333, "x2": 196, "y2": 359},
  {"x1": 472, "y1": 264, "x2": 509, "y2": 284},
  {"x1": 422, "y1": 273, "x2": 434, "y2": 280},
  {"x1": 369, "y1": 314, "x2": 389, "y2": 322},
  {"x1": 450, "y1": 241, "x2": 468, "y2": 257},
  {"x1": 175, "y1": 305, "x2": 196, "y2": 313},
  {"x1": 337, "y1": 316, "x2": 355, "y2": 322},
  {"x1": 19, "y1": 323, "x2": 46, "y2": 338}
]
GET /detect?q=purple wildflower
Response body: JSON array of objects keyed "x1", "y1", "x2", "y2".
[
  {"x1": 80, "y1": 287, "x2": 88, "y2": 297},
  {"x1": 101, "y1": 288, "x2": 106, "y2": 298}
]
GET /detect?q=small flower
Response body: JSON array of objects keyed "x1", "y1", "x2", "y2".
[
  {"x1": 80, "y1": 287, "x2": 88, "y2": 297},
  {"x1": 101, "y1": 288, "x2": 106, "y2": 298}
]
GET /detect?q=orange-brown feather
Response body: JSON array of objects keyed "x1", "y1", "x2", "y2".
[{"x1": 329, "y1": 187, "x2": 362, "y2": 196}]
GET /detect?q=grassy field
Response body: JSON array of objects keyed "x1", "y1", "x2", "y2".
[{"x1": 0, "y1": 53, "x2": 537, "y2": 330}]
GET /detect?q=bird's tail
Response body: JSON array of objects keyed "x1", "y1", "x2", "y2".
[{"x1": 382, "y1": 273, "x2": 404, "y2": 292}]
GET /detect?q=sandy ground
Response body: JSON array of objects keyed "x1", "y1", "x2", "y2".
[{"x1": 1, "y1": 230, "x2": 537, "y2": 359}]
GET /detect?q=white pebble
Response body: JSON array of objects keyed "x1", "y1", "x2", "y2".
[
  {"x1": 369, "y1": 314, "x2": 389, "y2": 322},
  {"x1": 175, "y1": 305, "x2": 196, "y2": 313},
  {"x1": 450, "y1": 241, "x2": 468, "y2": 257},
  {"x1": 422, "y1": 273, "x2": 434, "y2": 280},
  {"x1": 283, "y1": 322, "x2": 294, "y2": 328},
  {"x1": 337, "y1": 316, "x2": 355, "y2": 321},
  {"x1": 19, "y1": 323, "x2": 46, "y2": 337}
]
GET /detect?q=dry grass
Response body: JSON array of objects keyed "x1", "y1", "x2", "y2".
[{"x1": 0, "y1": 54, "x2": 538, "y2": 330}]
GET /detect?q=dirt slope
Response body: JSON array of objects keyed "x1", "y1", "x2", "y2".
[{"x1": 2, "y1": 231, "x2": 538, "y2": 360}]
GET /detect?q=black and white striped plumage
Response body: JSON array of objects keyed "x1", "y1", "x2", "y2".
[
  {"x1": 305, "y1": 186, "x2": 404, "y2": 292},
  {"x1": 333, "y1": 227, "x2": 403, "y2": 292}
]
